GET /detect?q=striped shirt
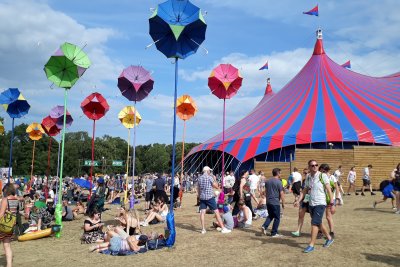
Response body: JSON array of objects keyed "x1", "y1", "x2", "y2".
[{"x1": 198, "y1": 174, "x2": 214, "y2": 200}]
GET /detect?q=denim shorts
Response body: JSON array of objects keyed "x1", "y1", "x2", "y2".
[
  {"x1": 309, "y1": 205, "x2": 326, "y2": 226},
  {"x1": 199, "y1": 198, "x2": 217, "y2": 211}
]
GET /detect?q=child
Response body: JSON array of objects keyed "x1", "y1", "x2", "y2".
[
  {"x1": 254, "y1": 194, "x2": 268, "y2": 219},
  {"x1": 373, "y1": 181, "x2": 396, "y2": 209}
]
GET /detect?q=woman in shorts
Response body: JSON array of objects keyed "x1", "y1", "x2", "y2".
[{"x1": 346, "y1": 166, "x2": 358, "y2": 195}]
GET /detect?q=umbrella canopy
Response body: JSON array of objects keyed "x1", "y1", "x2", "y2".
[
  {"x1": 118, "y1": 106, "x2": 141, "y2": 129},
  {"x1": 44, "y1": 43, "x2": 91, "y2": 89},
  {"x1": 149, "y1": 0, "x2": 207, "y2": 59},
  {"x1": 50, "y1": 105, "x2": 73, "y2": 129},
  {"x1": 0, "y1": 88, "x2": 30, "y2": 118},
  {"x1": 41, "y1": 116, "x2": 61, "y2": 137},
  {"x1": 0, "y1": 121, "x2": 4, "y2": 135},
  {"x1": 81, "y1": 92, "x2": 110, "y2": 120},
  {"x1": 208, "y1": 64, "x2": 243, "y2": 99},
  {"x1": 26, "y1": 123, "x2": 45, "y2": 141},
  {"x1": 176, "y1": 95, "x2": 197, "y2": 121},
  {"x1": 118, "y1": 66, "x2": 154, "y2": 102},
  {"x1": 72, "y1": 178, "x2": 91, "y2": 189}
]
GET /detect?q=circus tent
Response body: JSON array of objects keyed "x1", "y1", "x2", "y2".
[{"x1": 185, "y1": 29, "x2": 400, "y2": 172}]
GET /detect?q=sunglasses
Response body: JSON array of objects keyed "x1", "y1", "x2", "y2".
[{"x1": 310, "y1": 164, "x2": 318, "y2": 167}]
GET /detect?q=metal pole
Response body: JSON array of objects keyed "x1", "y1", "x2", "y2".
[{"x1": 8, "y1": 118, "x2": 15, "y2": 182}]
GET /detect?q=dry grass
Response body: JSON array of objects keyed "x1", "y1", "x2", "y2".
[{"x1": 1, "y1": 192, "x2": 399, "y2": 267}]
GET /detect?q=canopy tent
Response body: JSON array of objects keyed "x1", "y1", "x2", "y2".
[{"x1": 187, "y1": 29, "x2": 400, "y2": 169}]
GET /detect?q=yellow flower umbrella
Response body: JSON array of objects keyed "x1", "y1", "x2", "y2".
[
  {"x1": 26, "y1": 123, "x2": 45, "y2": 189},
  {"x1": 118, "y1": 106, "x2": 141, "y2": 206}
]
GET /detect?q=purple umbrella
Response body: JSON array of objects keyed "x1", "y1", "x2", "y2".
[
  {"x1": 118, "y1": 65, "x2": 154, "y2": 102},
  {"x1": 50, "y1": 105, "x2": 73, "y2": 129}
]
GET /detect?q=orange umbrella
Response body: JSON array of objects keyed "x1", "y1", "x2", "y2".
[
  {"x1": 176, "y1": 95, "x2": 197, "y2": 205},
  {"x1": 26, "y1": 123, "x2": 45, "y2": 189}
]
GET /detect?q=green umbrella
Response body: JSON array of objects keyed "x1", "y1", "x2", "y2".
[
  {"x1": 44, "y1": 42, "x2": 91, "y2": 238},
  {"x1": 44, "y1": 43, "x2": 91, "y2": 89}
]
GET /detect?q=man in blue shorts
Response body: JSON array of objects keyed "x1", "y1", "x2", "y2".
[
  {"x1": 295, "y1": 160, "x2": 335, "y2": 253},
  {"x1": 198, "y1": 166, "x2": 231, "y2": 234}
]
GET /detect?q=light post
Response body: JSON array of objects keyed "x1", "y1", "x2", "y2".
[{"x1": 102, "y1": 156, "x2": 105, "y2": 174}]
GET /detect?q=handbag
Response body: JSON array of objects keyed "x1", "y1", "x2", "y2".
[{"x1": 0, "y1": 200, "x2": 17, "y2": 234}]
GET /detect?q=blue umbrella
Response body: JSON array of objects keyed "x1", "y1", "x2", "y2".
[
  {"x1": 0, "y1": 88, "x2": 30, "y2": 182},
  {"x1": 149, "y1": 0, "x2": 207, "y2": 247},
  {"x1": 72, "y1": 178, "x2": 91, "y2": 190}
]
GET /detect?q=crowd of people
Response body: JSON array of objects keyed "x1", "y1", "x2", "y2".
[{"x1": 0, "y1": 161, "x2": 398, "y2": 266}]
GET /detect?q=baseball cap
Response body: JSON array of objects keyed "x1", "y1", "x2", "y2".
[{"x1": 202, "y1": 166, "x2": 212, "y2": 172}]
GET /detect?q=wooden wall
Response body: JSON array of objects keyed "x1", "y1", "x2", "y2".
[{"x1": 254, "y1": 146, "x2": 400, "y2": 189}]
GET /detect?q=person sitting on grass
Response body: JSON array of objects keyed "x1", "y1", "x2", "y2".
[
  {"x1": 29, "y1": 198, "x2": 53, "y2": 230},
  {"x1": 81, "y1": 208, "x2": 105, "y2": 244},
  {"x1": 213, "y1": 202, "x2": 234, "y2": 232},
  {"x1": 73, "y1": 201, "x2": 86, "y2": 219},
  {"x1": 236, "y1": 201, "x2": 252, "y2": 228},
  {"x1": 140, "y1": 196, "x2": 168, "y2": 227},
  {"x1": 89, "y1": 226, "x2": 142, "y2": 253},
  {"x1": 254, "y1": 194, "x2": 268, "y2": 219},
  {"x1": 62, "y1": 199, "x2": 74, "y2": 221},
  {"x1": 115, "y1": 207, "x2": 141, "y2": 235},
  {"x1": 373, "y1": 180, "x2": 396, "y2": 210}
]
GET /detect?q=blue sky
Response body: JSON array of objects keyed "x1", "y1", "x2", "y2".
[{"x1": 0, "y1": 0, "x2": 399, "y2": 145}]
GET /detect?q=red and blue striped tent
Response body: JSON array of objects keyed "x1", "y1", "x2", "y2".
[{"x1": 187, "y1": 31, "x2": 400, "y2": 168}]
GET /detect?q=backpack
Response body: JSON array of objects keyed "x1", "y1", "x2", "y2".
[
  {"x1": 319, "y1": 174, "x2": 335, "y2": 205},
  {"x1": 379, "y1": 180, "x2": 390, "y2": 192}
]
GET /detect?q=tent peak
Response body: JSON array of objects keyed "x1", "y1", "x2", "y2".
[
  {"x1": 265, "y1": 78, "x2": 273, "y2": 95},
  {"x1": 313, "y1": 28, "x2": 325, "y2": 55}
]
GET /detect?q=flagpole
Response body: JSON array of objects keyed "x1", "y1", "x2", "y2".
[
  {"x1": 89, "y1": 119, "x2": 96, "y2": 200},
  {"x1": 130, "y1": 102, "x2": 137, "y2": 210},
  {"x1": 8, "y1": 118, "x2": 15, "y2": 183}
]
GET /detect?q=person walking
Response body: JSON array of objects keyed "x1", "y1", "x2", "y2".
[
  {"x1": 144, "y1": 175, "x2": 154, "y2": 211},
  {"x1": 361, "y1": 164, "x2": 375, "y2": 196},
  {"x1": 392, "y1": 163, "x2": 400, "y2": 214},
  {"x1": 198, "y1": 166, "x2": 231, "y2": 234},
  {"x1": 261, "y1": 168, "x2": 285, "y2": 237},
  {"x1": 346, "y1": 166, "x2": 358, "y2": 195},
  {"x1": 295, "y1": 160, "x2": 334, "y2": 253},
  {"x1": 0, "y1": 183, "x2": 19, "y2": 267}
]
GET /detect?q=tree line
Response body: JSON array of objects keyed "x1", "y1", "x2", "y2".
[{"x1": 0, "y1": 122, "x2": 200, "y2": 177}]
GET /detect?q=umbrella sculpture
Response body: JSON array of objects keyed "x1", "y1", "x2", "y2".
[
  {"x1": 118, "y1": 65, "x2": 154, "y2": 209},
  {"x1": 26, "y1": 123, "x2": 45, "y2": 190},
  {"x1": 41, "y1": 116, "x2": 61, "y2": 199},
  {"x1": 176, "y1": 95, "x2": 197, "y2": 205},
  {"x1": 208, "y1": 64, "x2": 243, "y2": 201},
  {"x1": 118, "y1": 106, "x2": 141, "y2": 207},
  {"x1": 81, "y1": 92, "x2": 110, "y2": 199},
  {"x1": 149, "y1": 0, "x2": 207, "y2": 247},
  {"x1": 0, "y1": 88, "x2": 30, "y2": 182},
  {"x1": 44, "y1": 42, "x2": 91, "y2": 238}
]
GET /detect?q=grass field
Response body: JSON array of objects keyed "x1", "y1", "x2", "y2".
[{"x1": 1, "y1": 192, "x2": 399, "y2": 267}]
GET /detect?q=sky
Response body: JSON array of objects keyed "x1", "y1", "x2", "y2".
[{"x1": 1, "y1": 0, "x2": 399, "y2": 146}]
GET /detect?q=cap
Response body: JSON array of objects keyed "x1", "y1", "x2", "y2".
[
  {"x1": 97, "y1": 177, "x2": 104, "y2": 184},
  {"x1": 202, "y1": 166, "x2": 212, "y2": 173},
  {"x1": 15, "y1": 180, "x2": 21, "y2": 186}
]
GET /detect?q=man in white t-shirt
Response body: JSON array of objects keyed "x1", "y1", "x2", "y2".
[
  {"x1": 295, "y1": 160, "x2": 334, "y2": 253},
  {"x1": 290, "y1": 167, "x2": 302, "y2": 201},
  {"x1": 248, "y1": 169, "x2": 259, "y2": 195},
  {"x1": 333, "y1": 165, "x2": 345, "y2": 196},
  {"x1": 361, "y1": 164, "x2": 375, "y2": 196}
]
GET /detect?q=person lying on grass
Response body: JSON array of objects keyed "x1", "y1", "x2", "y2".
[{"x1": 140, "y1": 196, "x2": 168, "y2": 227}]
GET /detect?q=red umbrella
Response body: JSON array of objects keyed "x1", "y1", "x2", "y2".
[
  {"x1": 208, "y1": 64, "x2": 243, "y2": 198},
  {"x1": 41, "y1": 116, "x2": 61, "y2": 199},
  {"x1": 81, "y1": 92, "x2": 110, "y2": 199}
]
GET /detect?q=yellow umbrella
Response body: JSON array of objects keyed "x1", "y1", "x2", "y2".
[
  {"x1": 118, "y1": 106, "x2": 141, "y2": 128},
  {"x1": 119, "y1": 106, "x2": 141, "y2": 206},
  {"x1": 0, "y1": 121, "x2": 4, "y2": 135},
  {"x1": 26, "y1": 123, "x2": 45, "y2": 189}
]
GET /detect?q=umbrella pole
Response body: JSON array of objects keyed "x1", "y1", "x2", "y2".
[
  {"x1": 45, "y1": 137, "x2": 52, "y2": 200},
  {"x1": 130, "y1": 102, "x2": 137, "y2": 210},
  {"x1": 124, "y1": 128, "x2": 130, "y2": 206},
  {"x1": 30, "y1": 140, "x2": 36, "y2": 189},
  {"x1": 170, "y1": 57, "x2": 179, "y2": 212},
  {"x1": 55, "y1": 89, "x2": 69, "y2": 238},
  {"x1": 179, "y1": 120, "x2": 186, "y2": 205},
  {"x1": 8, "y1": 118, "x2": 14, "y2": 183},
  {"x1": 89, "y1": 119, "x2": 96, "y2": 200},
  {"x1": 56, "y1": 135, "x2": 61, "y2": 178},
  {"x1": 221, "y1": 98, "x2": 226, "y2": 197}
]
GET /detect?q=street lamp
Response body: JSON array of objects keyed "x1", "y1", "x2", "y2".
[{"x1": 102, "y1": 156, "x2": 105, "y2": 174}]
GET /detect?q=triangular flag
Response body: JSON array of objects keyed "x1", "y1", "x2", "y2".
[
  {"x1": 341, "y1": 60, "x2": 351, "y2": 69},
  {"x1": 303, "y1": 5, "x2": 319, "y2": 16},
  {"x1": 259, "y1": 61, "x2": 268, "y2": 70}
]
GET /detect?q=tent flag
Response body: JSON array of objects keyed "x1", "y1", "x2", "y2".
[
  {"x1": 303, "y1": 5, "x2": 319, "y2": 16},
  {"x1": 341, "y1": 60, "x2": 351, "y2": 69},
  {"x1": 259, "y1": 61, "x2": 268, "y2": 70}
]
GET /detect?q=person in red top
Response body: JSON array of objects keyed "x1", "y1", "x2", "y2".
[{"x1": 0, "y1": 183, "x2": 19, "y2": 267}]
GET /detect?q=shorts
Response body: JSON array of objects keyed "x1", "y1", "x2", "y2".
[
  {"x1": 199, "y1": 198, "x2": 217, "y2": 211},
  {"x1": 292, "y1": 181, "x2": 301, "y2": 195},
  {"x1": 309, "y1": 205, "x2": 326, "y2": 226},
  {"x1": 301, "y1": 201, "x2": 310, "y2": 213},
  {"x1": 363, "y1": 179, "x2": 371, "y2": 186},
  {"x1": 145, "y1": 191, "x2": 153, "y2": 202},
  {"x1": 224, "y1": 187, "x2": 232, "y2": 194}
]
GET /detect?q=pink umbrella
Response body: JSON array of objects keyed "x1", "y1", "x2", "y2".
[
  {"x1": 208, "y1": 64, "x2": 243, "y2": 198},
  {"x1": 49, "y1": 105, "x2": 73, "y2": 129}
]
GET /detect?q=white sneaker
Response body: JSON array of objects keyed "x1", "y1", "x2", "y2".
[
  {"x1": 140, "y1": 221, "x2": 148, "y2": 227},
  {"x1": 221, "y1": 228, "x2": 231, "y2": 234},
  {"x1": 395, "y1": 210, "x2": 400, "y2": 214},
  {"x1": 201, "y1": 229, "x2": 206, "y2": 234},
  {"x1": 216, "y1": 227, "x2": 222, "y2": 232},
  {"x1": 271, "y1": 233, "x2": 283, "y2": 238}
]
